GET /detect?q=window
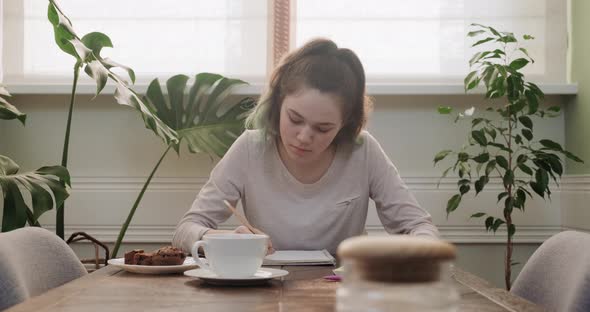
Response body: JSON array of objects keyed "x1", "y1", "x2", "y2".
[
  {"x1": 294, "y1": 0, "x2": 567, "y2": 83},
  {"x1": 3, "y1": 0, "x2": 268, "y2": 85},
  {"x1": 2, "y1": 0, "x2": 568, "y2": 87}
]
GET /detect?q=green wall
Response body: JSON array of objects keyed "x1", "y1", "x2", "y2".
[{"x1": 566, "y1": 0, "x2": 590, "y2": 174}]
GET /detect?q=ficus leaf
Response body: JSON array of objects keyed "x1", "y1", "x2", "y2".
[
  {"x1": 464, "y1": 71, "x2": 479, "y2": 90},
  {"x1": 473, "y1": 153, "x2": 490, "y2": 163},
  {"x1": 492, "y1": 218, "x2": 505, "y2": 232},
  {"x1": 509, "y1": 58, "x2": 529, "y2": 70},
  {"x1": 504, "y1": 197, "x2": 514, "y2": 214},
  {"x1": 470, "y1": 212, "x2": 486, "y2": 218},
  {"x1": 446, "y1": 194, "x2": 462, "y2": 217},
  {"x1": 475, "y1": 175, "x2": 489, "y2": 195},
  {"x1": 503, "y1": 170, "x2": 514, "y2": 187},
  {"x1": 508, "y1": 224, "x2": 516, "y2": 237},
  {"x1": 497, "y1": 192, "x2": 509, "y2": 203},
  {"x1": 460, "y1": 184, "x2": 470, "y2": 195},
  {"x1": 518, "y1": 163, "x2": 533, "y2": 175},
  {"x1": 518, "y1": 116, "x2": 533, "y2": 129},
  {"x1": 458, "y1": 179, "x2": 471, "y2": 186},
  {"x1": 467, "y1": 30, "x2": 486, "y2": 37},
  {"x1": 525, "y1": 90, "x2": 539, "y2": 114},
  {"x1": 484, "y1": 127, "x2": 496, "y2": 140},
  {"x1": 458, "y1": 152, "x2": 470, "y2": 162},
  {"x1": 518, "y1": 48, "x2": 534, "y2": 62},
  {"x1": 522, "y1": 129, "x2": 533, "y2": 141},
  {"x1": 539, "y1": 139, "x2": 563, "y2": 151},
  {"x1": 496, "y1": 155, "x2": 509, "y2": 170},
  {"x1": 564, "y1": 151, "x2": 584, "y2": 163},
  {"x1": 485, "y1": 216, "x2": 494, "y2": 231},
  {"x1": 434, "y1": 150, "x2": 453, "y2": 164},
  {"x1": 535, "y1": 168, "x2": 549, "y2": 190},
  {"x1": 530, "y1": 181, "x2": 544, "y2": 198},
  {"x1": 485, "y1": 160, "x2": 496, "y2": 176},
  {"x1": 472, "y1": 37, "x2": 495, "y2": 47},
  {"x1": 472, "y1": 130, "x2": 488, "y2": 146}
]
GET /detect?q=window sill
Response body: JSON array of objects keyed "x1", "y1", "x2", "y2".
[{"x1": 5, "y1": 82, "x2": 578, "y2": 96}]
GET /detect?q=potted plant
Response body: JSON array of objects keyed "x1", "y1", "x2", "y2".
[
  {"x1": 0, "y1": 86, "x2": 71, "y2": 232},
  {"x1": 47, "y1": 0, "x2": 177, "y2": 238},
  {"x1": 111, "y1": 74, "x2": 255, "y2": 258},
  {"x1": 434, "y1": 24, "x2": 583, "y2": 290}
]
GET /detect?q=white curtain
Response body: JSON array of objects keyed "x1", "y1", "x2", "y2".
[
  {"x1": 296, "y1": 0, "x2": 567, "y2": 83},
  {"x1": 2, "y1": 0, "x2": 268, "y2": 85},
  {"x1": 2, "y1": 0, "x2": 567, "y2": 85}
]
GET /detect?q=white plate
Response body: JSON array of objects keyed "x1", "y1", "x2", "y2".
[
  {"x1": 184, "y1": 268, "x2": 289, "y2": 286},
  {"x1": 107, "y1": 257, "x2": 199, "y2": 274}
]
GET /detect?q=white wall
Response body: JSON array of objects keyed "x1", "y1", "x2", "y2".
[{"x1": 1, "y1": 93, "x2": 583, "y2": 287}]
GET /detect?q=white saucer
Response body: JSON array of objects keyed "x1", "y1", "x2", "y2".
[
  {"x1": 184, "y1": 268, "x2": 289, "y2": 286},
  {"x1": 107, "y1": 257, "x2": 199, "y2": 274}
]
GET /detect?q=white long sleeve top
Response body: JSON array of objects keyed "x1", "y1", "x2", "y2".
[{"x1": 173, "y1": 130, "x2": 438, "y2": 254}]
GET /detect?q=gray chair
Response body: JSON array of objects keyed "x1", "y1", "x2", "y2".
[
  {"x1": 0, "y1": 227, "x2": 87, "y2": 310},
  {"x1": 511, "y1": 230, "x2": 590, "y2": 312}
]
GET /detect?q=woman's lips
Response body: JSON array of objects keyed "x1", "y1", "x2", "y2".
[{"x1": 290, "y1": 144, "x2": 311, "y2": 155}]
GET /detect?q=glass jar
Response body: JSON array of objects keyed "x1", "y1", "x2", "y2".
[{"x1": 336, "y1": 236, "x2": 459, "y2": 312}]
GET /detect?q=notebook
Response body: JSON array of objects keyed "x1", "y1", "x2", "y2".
[{"x1": 263, "y1": 249, "x2": 336, "y2": 266}]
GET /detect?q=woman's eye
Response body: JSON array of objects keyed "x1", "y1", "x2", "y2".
[
  {"x1": 316, "y1": 127, "x2": 331, "y2": 133},
  {"x1": 289, "y1": 116, "x2": 303, "y2": 124}
]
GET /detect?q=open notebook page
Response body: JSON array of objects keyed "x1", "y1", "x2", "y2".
[{"x1": 263, "y1": 249, "x2": 336, "y2": 266}]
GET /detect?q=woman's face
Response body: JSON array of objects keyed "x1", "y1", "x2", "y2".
[{"x1": 278, "y1": 87, "x2": 344, "y2": 165}]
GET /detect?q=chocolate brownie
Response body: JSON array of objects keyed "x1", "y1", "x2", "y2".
[
  {"x1": 124, "y1": 249, "x2": 144, "y2": 264},
  {"x1": 133, "y1": 252, "x2": 155, "y2": 265},
  {"x1": 151, "y1": 246, "x2": 186, "y2": 265},
  {"x1": 123, "y1": 246, "x2": 186, "y2": 266}
]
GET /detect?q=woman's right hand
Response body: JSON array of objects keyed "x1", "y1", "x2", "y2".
[{"x1": 233, "y1": 225, "x2": 275, "y2": 255}]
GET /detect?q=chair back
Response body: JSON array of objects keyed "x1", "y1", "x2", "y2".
[
  {"x1": 511, "y1": 230, "x2": 590, "y2": 312},
  {"x1": 0, "y1": 227, "x2": 87, "y2": 310}
]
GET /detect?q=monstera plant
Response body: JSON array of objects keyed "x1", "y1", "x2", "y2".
[
  {"x1": 0, "y1": 86, "x2": 71, "y2": 232},
  {"x1": 47, "y1": 0, "x2": 177, "y2": 238},
  {"x1": 111, "y1": 73, "x2": 255, "y2": 257},
  {"x1": 434, "y1": 24, "x2": 583, "y2": 290}
]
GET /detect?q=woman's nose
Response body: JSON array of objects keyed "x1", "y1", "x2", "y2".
[{"x1": 296, "y1": 126, "x2": 313, "y2": 144}]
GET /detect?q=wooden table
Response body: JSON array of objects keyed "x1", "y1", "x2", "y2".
[{"x1": 7, "y1": 265, "x2": 542, "y2": 311}]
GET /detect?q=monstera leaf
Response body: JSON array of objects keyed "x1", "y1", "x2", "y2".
[
  {"x1": 0, "y1": 91, "x2": 71, "y2": 232},
  {"x1": 48, "y1": 0, "x2": 178, "y2": 238},
  {"x1": 47, "y1": 0, "x2": 177, "y2": 145},
  {"x1": 0, "y1": 156, "x2": 71, "y2": 232},
  {"x1": 144, "y1": 73, "x2": 256, "y2": 157},
  {"x1": 111, "y1": 73, "x2": 255, "y2": 257},
  {"x1": 0, "y1": 86, "x2": 26, "y2": 125}
]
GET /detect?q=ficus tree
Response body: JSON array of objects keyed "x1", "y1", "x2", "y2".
[{"x1": 434, "y1": 24, "x2": 583, "y2": 290}]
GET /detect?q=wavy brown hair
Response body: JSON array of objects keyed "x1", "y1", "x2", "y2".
[{"x1": 245, "y1": 38, "x2": 372, "y2": 145}]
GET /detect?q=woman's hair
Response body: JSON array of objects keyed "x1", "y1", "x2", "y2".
[{"x1": 245, "y1": 38, "x2": 372, "y2": 145}]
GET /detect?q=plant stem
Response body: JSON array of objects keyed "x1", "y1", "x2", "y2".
[
  {"x1": 56, "y1": 64, "x2": 80, "y2": 239},
  {"x1": 111, "y1": 144, "x2": 173, "y2": 258},
  {"x1": 504, "y1": 102, "x2": 514, "y2": 291}
]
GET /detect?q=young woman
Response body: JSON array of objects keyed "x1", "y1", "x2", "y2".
[{"x1": 173, "y1": 39, "x2": 438, "y2": 254}]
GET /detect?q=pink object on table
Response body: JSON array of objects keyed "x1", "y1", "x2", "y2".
[{"x1": 323, "y1": 275, "x2": 342, "y2": 282}]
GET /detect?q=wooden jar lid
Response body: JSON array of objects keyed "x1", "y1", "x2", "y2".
[{"x1": 337, "y1": 235, "x2": 456, "y2": 283}]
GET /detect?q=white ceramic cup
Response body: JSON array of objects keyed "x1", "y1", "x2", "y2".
[{"x1": 191, "y1": 233, "x2": 268, "y2": 278}]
